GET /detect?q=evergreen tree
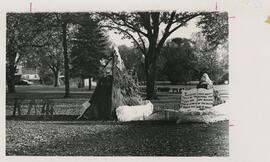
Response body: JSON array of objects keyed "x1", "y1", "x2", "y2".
[{"x1": 70, "y1": 14, "x2": 109, "y2": 90}]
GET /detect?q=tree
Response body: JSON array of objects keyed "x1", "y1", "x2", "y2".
[
  {"x1": 70, "y1": 14, "x2": 109, "y2": 90},
  {"x1": 161, "y1": 38, "x2": 197, "y2": 84},
  {"x1": 197, "y1": 12, "x2": 228, "y2": 50},
  {"x1": 21, "y1": 28, "x2": 64, "y2": 87},
  {"x1": 118, "y1": 45, "x2": 145, "y2": 81},
  {"x1": 192, "y1": 11, "x2": 229, "y2": 82},
  {"x1": 54, "y1": 13, "x2": 105, "y2": 97},
  {"x1": 48, "y1": 13, "x2": 85, "y2": 97},
  {"x1": 39, "y1": 37, "x2": 63, "y2": 87},
  {"x1": 99, "y1": 12, "x2": 206, "y2": 99},
  {"x1": 192, "y1": 32, "x2": 228, "y2": 83},
  {"x1": 52, "y1": 13, "x2": 71, "y2": 97},
  {"x1": 6, "y1": 13, "x2": 53, "y2": 93}
]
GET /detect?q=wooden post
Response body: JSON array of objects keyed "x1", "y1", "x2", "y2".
[
  {"x1": 13, "y1": 99, "x2": 17, "y2": 116},
  {"x1": 41, "y1": 98, "x2": 46, "y2": 115},
  {"x1": 17, "y1": 99, "x2": 21, "y2": 116},
  {"x1": 196, "y1": 88, "x2": 198, "y2": 109},
  {"x1": 34, "y1": 101, "x2": 37, "y2": 115},
  {"x1": 49, "y1": 99, "x2": 54, "y2": 116},
  {"x1": 27, "y1": 99, "x2": 34, "y2": 115},
  {"x1": 45, "y1": 99, "x2": 49, "y2": 116}
]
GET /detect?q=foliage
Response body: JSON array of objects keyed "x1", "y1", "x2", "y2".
[
  {"x1": 99, "y1": 12, "x2": 205, "y2": 55},
  {"x1": 160, "y1": 38, "x2": 198, "y2": 84},
  {"x1": 192, "y1": 32, "x2": 229, "y2": 83},
  {"x1": 21, "y1": 27, "x2": 64, "y2": 86},
  {"x1": 38, "y1": 67, "x2": 54, "y2": 85},
  {"x1": 6, "y1": 13, "x2": 53, "y2": 92},
  {"x1": 197, "y1": 12, "x2": 228, "y2": 50},
  {"x1": 99, "y1": 11, "x2": 207, "y2": 99},
  {"x1": 70, "y1": 13, "x2": 109, "y2": 81},
  {"x1": 118, "y1": 45, "x2": 145, "y2": 81},
  {"x1": 6, "y1": 12, "x2": 229, "y2": 96}
]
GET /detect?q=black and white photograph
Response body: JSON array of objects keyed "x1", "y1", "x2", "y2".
[
  {"x1": 5, "y1": 11, "x2": 229, "y2": 156},
  {"x1": 2, "y1": 0, "x2": 270, "y2": 161}
]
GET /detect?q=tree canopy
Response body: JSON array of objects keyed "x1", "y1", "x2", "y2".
[
  {"x1": 99, "y1": 11, "x2": 207, "y2": 99},
  {"x1": 197, "y1": 12, "x2": 228, "y2": 50},
  {"x1": 118, "y1": 45, "x2": 145, "y2": 81},
  {"x1": 161, "y1": 38, "x2": 198, "y2": 84},
  {"x1": 70, "y1": 14, "x2": 109, "y2": 88},
  {"x1": 6, "y1": 12, "x2": 229, "y2": 97},
  {"x1": 6, "y1": 13, "x2": 55, "y2": 92}
]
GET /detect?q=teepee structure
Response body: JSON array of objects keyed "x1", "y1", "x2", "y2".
[{"x1": 78, "y1": 47, "x2": 143, "y2": 120}]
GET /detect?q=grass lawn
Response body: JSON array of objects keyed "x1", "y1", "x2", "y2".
[
  {"x1": 6, "y1": 85, "x2": 228, "y2": 116},
  {"x1": 6, "y1": 85, "x2": 229, "y2": 156},
  {"x1": 6, "y1": 120, "x2": 229, "y2": 156}
]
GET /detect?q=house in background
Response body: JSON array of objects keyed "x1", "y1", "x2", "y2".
[
  {"x1": 15, "y1": 66, "x2": 41, "y2": 84},
  {"x1": 84, "y1": 78, "x2": 97, "y2": 87}
]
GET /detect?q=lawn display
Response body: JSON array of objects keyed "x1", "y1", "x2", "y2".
[
  {"x1": 77, "y1": 47, "x2": 228, "y2": 122},
  {"x1": 116, "y1": 100, "x2": 153, "y2": 121},
  {"x1": 78, "y1": 47, "x2": 144, "y2": 120},
  {"x1": 176, "y1": 102, "x2": 229, "y2": 124}
]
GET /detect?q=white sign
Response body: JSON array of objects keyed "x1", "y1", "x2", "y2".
[{"x1": 181, "y1": 88, "x2": 214, "y2": 109}]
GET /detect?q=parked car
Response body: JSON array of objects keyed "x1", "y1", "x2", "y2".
[{"x1": 16, "y1": 79, "x2": 34, "y2": 86}]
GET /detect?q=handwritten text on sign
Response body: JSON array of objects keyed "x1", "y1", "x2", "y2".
[{"x1": 181, "y1": 88, "x2": 214, "y2": 109}]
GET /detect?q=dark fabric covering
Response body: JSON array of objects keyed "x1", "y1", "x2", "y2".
[{"x1": 79, "y1": 76, "x2": 113, "y2": 120}]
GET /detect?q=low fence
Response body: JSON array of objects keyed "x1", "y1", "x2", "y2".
[
  {"x1": 140, "y1": 86, "x2": 229, "y2": 102},
  {"x1": 9, "y1": 98, "x2": 55, "y2": 117},
  {"x1": 6, "y1": 98, "x2": 87, "y2": 117},
  {"x1": 6, "y1": 85, "x2": 228, "y2": 118},
  {"x1": 140, "y1": 86, "x2": 187, "y2": 94}
]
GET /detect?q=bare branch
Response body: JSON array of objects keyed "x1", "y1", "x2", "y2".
[
  {"x1": 101, "y1": 25, "x2": 146, "y2": 54},
  {"x1": 15, "y1": 54, "x2": 21, "y2": 66},
  {"x1": 119, "y1": 17, "x2": 148, "y2": 37},
  {"x1": 101, "y1": 13, "x2": 148, "y2": 38},
  {"x1": 157, "y1": 13, "x2": 201, "y2": 50},
  {"x1": 169, "y1": 14, "x2": 201, "y2": 35},
  {"x1": 156, "y1": 12, "x2": 176, "y2": 50},
  {"x1": 137, "y1": 31, "x2": 147, "y2": 53},
  {"x1": 18, "y1": 43, "x2": 47, "y2": 48},
  {"x1": 44, "y1": 59, "x2": 56, "y2": 73}
]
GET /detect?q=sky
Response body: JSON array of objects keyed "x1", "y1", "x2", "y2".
[{"x1": 108, "y1": 18, "x2": 201, "y2": 47}]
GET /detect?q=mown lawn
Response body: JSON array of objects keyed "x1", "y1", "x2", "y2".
[
  {"x1": 6, "y1": 85, "x2": 228, "y2": 116},
  {"x1": 6, "y1": 120, "x2": 229, "y2": 156},
  {"x1": 6, "y1": 85, "x2": 229, "y2": 156}
]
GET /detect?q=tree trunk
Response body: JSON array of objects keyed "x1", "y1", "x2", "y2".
[
  {"x1": 81, "y1": 77, "x2": 85, "y2": 88},
  {"x1": 62, "y1": 22, "x2": 70, "y2": 98},
  {"x1": 53, "y1": 70, "x2": 59, "y2": 87},
  {"x1": 7, "y1": 65, "x2": 16, "y2": 93},
  {"x1": 145, "y1": 44, "x2": 159, "y2": 100},
  {"x1": 145, "y1": 67, "x2": 156, "y2": 100},
  {"x1": 88, "y1": 77, "x2": 92, "y2": 90},
  {"x1": 6, "y1": 38, "x2": 17, "y2": 93}
]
